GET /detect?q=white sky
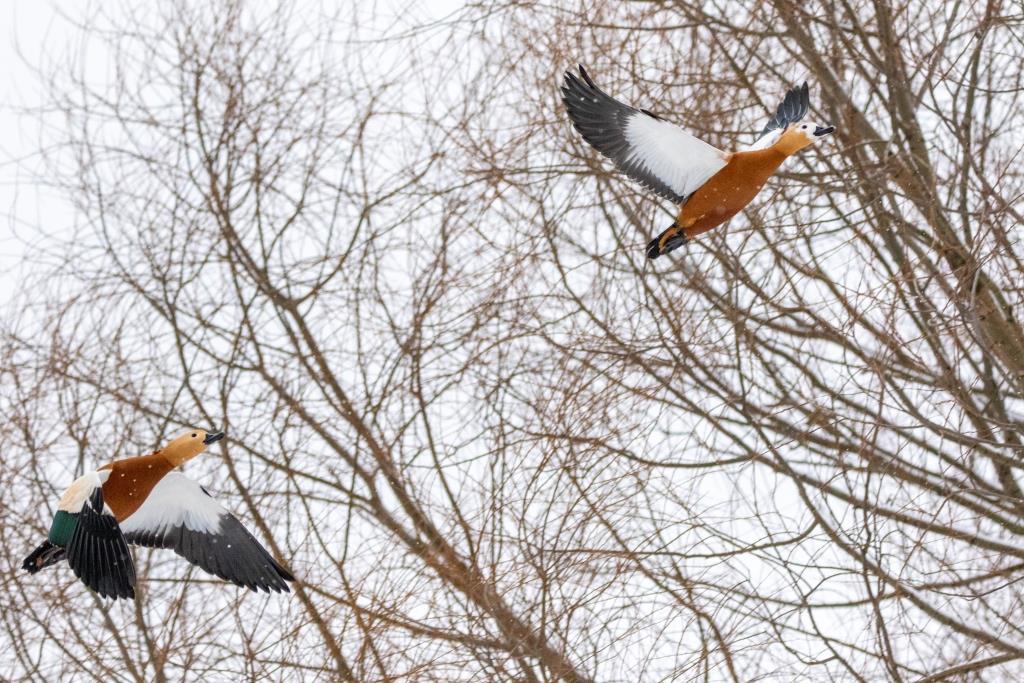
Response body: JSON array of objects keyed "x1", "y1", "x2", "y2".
[
  {"x1": 0, "y1": 0, "x2": 463, "y2": 308},
  {"x1": 1, "y1": 1, "x2": 72, "y2": 306}
]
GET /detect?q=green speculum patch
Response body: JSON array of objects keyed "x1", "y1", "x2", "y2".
[{"x1": 47, "y1": 510, "x2": 78, "y2": 546}]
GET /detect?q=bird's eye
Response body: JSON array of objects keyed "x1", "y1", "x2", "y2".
[
  {"x1": 192, "y1": 433, "x2": 197, "y2": 438},
  {"x1": 801, "y1": 124, "x2": 807, "y2": 129}
]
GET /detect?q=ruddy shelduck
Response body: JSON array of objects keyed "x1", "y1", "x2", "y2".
[
  {"x1": 23, "y1": 429, "x2": 294, "y2": 599},
  {"x1": 561, "y1": 65, "x2": 834, "y2": 257}
]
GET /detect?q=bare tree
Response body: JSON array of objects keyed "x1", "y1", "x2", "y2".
[{"x1": 2, "y1": 0, "x2": 1023, "y2": 681}]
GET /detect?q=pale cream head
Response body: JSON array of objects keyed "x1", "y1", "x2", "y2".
[
  {"x1": 777, "y1": 121, "x2": 835, "y2": 153},
  {"x1": 161, "y1": 428, "x2": 225, "y2": 466}
]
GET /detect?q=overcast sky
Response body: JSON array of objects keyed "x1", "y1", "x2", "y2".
[
  {"x1": 0, "y1": 0, "x2": 461, "y2": 309},
  {"x1": 1, "y1": 1, "x2": 69, "y2": 306}
]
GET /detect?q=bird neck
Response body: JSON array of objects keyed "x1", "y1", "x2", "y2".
[
  {"x1": 771, "y1": 129, "x2": 811, "y2": 156},
  {"x1": 734, "y1": 147, "x2": 788, "y2": 180}
]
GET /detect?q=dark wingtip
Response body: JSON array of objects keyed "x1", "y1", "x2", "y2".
[
  {"x1": 562, "y1": 67, "x2": 589, "y2": 95},
  {"x1": 578, "y1": 64, "x2": 596, "y2": 88}
]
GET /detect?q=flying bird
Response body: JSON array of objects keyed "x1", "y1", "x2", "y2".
[
  {"x1": 561, "y1": 65, "x2": 834, "y2": 258},
  {"x1": 22, "y1": 429, "x2": 294, "y2": 599}
]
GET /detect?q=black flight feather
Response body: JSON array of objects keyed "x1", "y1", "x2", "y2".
[
  {"x1": 124, "y1": 513, "x2": 294, "y2": 594},
  {"x1": 65, "y1": 488, "x2": 136, "y2": 600},
  {"x1": 561, "y1": 65, "x2": 688, "y2": 204},
  {"x1": 758, "y1": 82, "x2": 811, "y2": 139}
]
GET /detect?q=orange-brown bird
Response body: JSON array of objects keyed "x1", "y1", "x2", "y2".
[
  {"x1": 22, "y1": 429, "x2": 294, "y2": 599},
  {"x1": 561, "y1": 65, "x2": 834, "y2": 258}
]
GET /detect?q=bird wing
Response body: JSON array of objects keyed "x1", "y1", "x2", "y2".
[
  {"x1": 57, "y1": 470, "x2": 110, "y2": 512},
  {"x1": 561, "y1": 65, "x2": 727, "y2": 204},
  {"x1": 749, "y1": 82, "x2": 810, "y2": 148},
  {"x1": 65, "y1": 487, "x2": 136, "y2": 599},
  {"x1": 120, "y1": 472, "x2": 294, "y2": 593}
]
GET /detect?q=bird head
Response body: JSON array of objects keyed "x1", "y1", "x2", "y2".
[
  {"x1": 161, "y1": 428, "x2": 225, "y2": 466},
  {"x1": 777, "y1": 121, "x2": 835, "y2": 153}
]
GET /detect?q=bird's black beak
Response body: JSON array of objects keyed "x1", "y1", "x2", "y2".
[
  {"x1": 203, "y1": 430, "x2": 225, "y2": 445},
  {"x1": 813, "y1": 125, "x2": 835, "y2": 137}
]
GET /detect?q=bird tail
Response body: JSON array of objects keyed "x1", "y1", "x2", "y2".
[
  {"x1": 22, "y1": 540, "x2": 66, "y2": 574},
  {"x1": 646, "y1": 224, "x2": 688, "y2": 259}
]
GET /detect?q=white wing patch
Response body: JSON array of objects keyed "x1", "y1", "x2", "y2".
[
  {"x1": 57, "y1": 470, "x2": 111, "y2": 513},
  {"x1": 623, "y1": 115, "x2": 727, "y2": 199},
  {"x1": 120, "y1": 472, "x2": 225, "y2": 536},
  {"x1": 745, "y1": 128, "x2": 783, "y2": 151}
]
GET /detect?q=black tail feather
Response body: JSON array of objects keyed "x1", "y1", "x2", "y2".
[
  {"x1": 22, "y1": 540, "x2": 66, "y2": 574},
  {"x1": 647, "y1": 225, "x2": 688, "y2": 259}
]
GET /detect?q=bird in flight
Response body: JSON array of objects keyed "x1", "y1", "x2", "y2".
[
  {"x1": 22, "y1": 429, "x2": 294, "y2": 599},
  {"x1": 561, "y1": 65, "x2": 834, "y2": 258}
]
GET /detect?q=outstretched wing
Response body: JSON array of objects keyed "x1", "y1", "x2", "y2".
[
  {"x1": 120, "y1": 473, "x2": 294, "y2": 593},
  {"x1": 750, "y1": 82, "x2": 810, "y2": 148},
  {"x1": 561, "y1": 65, "x2": 727, "y2": 204},
  {"x1": 65, "y1": 488, "x2": 136, "y2": 600}
]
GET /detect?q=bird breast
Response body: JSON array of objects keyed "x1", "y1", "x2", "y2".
[
  {"x1": 100, "y1": 453, "x2": 177, "y2": 521},
  {"x1": 678, "y1": 148, "x2": 787, "y2": 235}
]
